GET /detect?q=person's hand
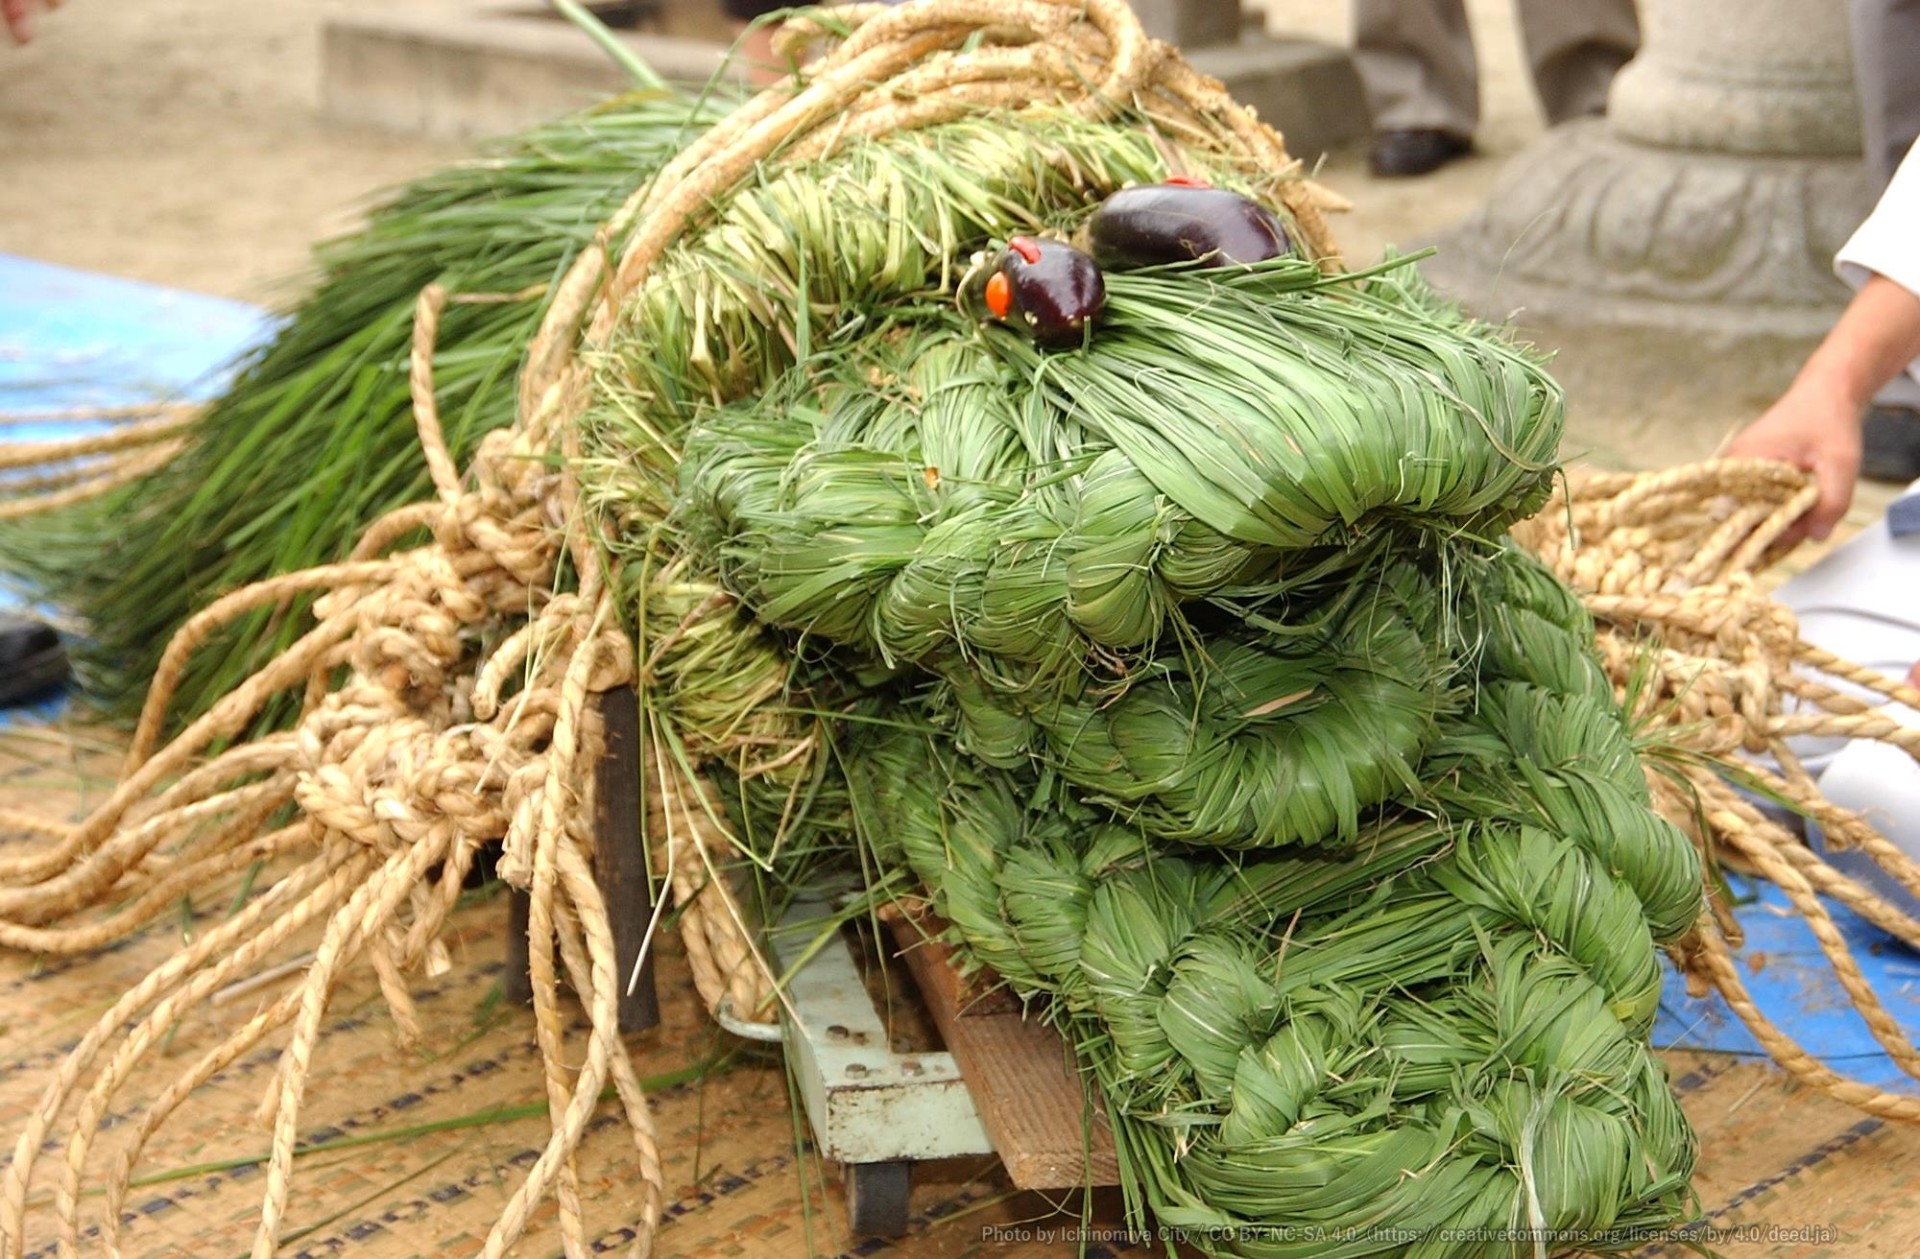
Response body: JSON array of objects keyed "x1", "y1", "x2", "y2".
[
  {"x1": 1721, "y1": 375, "x2": 1864, "y2": 544},
  {"x1": 4, "y1": 0, "x2": 58, "y2": 46}
]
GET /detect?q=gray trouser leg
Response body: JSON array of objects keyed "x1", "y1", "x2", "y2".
[
  {"x1": 1850, "y1": 0, "x2": 1920, "y2": 192},
  {"x1": 1850, "y1": 1, "x2": 1920, "y2": 413},
  {"x1": 1514, "y1": 0, "x2": 1641, "y2": 125},
  {"x1": 1353, "y1": 0, "x2": 1479, "y2": 136}
]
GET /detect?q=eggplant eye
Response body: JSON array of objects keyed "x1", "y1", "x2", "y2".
[{"x1": 984, "y1": 271, "x2": 1013, "y2": 319}]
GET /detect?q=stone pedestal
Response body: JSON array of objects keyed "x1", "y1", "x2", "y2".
[{"x1": 1425, "y1": 0, "x2": 1874, "y2": 338}]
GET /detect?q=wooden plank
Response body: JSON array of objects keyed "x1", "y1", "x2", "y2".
[
  {"x1": 592, "y1": 685, "x2": 660, "y2": 1034},
  {"x1": 885, "y1": 913, "x2": 1119, "y2": 1190},
  {"x1": 880, "y1": 905, "x2": 1019, "y2": 1017},
  {"x1": 503, "y1": 688, "x2": 659, "y2": 1033},
  {"x1": 503, "y1": 887, "x2": 532, "y2": 1008}
]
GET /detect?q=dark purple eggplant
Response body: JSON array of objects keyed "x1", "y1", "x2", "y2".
[
  {"x1": 1086, "y1": 182, "x2": 1292, "y2": 270},
  {"x1": 981, "y1": 235, "x2": 1105, "y2": 349}
]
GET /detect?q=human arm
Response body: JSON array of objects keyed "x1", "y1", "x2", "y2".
[{"x1": 1723, "y1": 274, "x2": 1920, "y2": 541}]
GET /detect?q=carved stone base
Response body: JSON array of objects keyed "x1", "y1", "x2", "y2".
[{"x1": 1422, "y1": 119, "x2": 1874, "y2": 339}]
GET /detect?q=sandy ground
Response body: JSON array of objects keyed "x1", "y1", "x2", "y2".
[{"x1": 0, "y1": 0, "x2": 461, "y2": 303}]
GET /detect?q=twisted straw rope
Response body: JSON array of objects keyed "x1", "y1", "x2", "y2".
[
  {"x1": 0, "y1": 3, "x2": 1337, "y2": 1255},
  {"x1": 1522, "y1": 458, "x2": 1920, "y2": 1119},
  {"x1": 0, "y1": 408, "x2": 195, "y2": 521},
  {"x1": 0, "y1": 409, "x2": 194, "y2": 473}
]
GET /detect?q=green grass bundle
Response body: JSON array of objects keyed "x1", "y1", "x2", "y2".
[
  {"x1": 0, "y1": 88, "x2": 731, "y2": 726},
  {"x1": 608, "y1": 114, "x2": 1194, "y2": 410},
  {"x1": 844, "y1": 552, "x2": 1698, "y2": 1255},
  {"x1": 941, "y1": 563, "x2": 1447, "y2": 846},
  {"x1": 0, "y1": 9, "x2": 1717, "y2": 1256},
  {"x1": 2, "y1": 46, "x2": 1705, "y2": 1251},
  {"x1": 674, "y1": 262, "x2": 1559, "y2": 681},
  {"x1": 575, "y1": 101, "x2": 1704, "y2": 1253}
]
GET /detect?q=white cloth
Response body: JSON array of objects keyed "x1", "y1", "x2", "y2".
[
  {"x1": 1836, "y1": 140, "x2": 1920, "y2": 390},
  {"x1": 1775, "y1": 479, "x2": 1920, "y2": 702},
  {"x1": 1764, "y1": 482, "x2": 1920, "y2": 921}
]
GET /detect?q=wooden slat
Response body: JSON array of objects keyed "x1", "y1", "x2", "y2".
[
  {"x1": 886, "y1": 914, "x2": 1119, "y2": 1190},
  {"x1": 503, "y1": 887, "x2": 532, "y2": 1008},
  {"x1": 591, "y1": 685, "x2": 660, "y2": 1034},
  {"x1": 880, "y1": 906, "x2": 1019, "y2": 1016}
]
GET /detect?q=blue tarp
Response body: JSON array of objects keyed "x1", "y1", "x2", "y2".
[
  {"x1": 1654, "y1": 875, "x2": 1920, "y2": 1092},
  {"x1": 0, "y1": 253, "x2": 272, "y2": 717},
  {"x1": 0, "y1": 253, "x2": 270, "y2": 417}
]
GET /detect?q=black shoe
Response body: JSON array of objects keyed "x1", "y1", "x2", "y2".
[
  {"x1": 1860, "y1": 405, "x2": 1920, "y2": 484},
  {"x1": 0, "y1": 618, "x2": 68, "y2": 707},
  {"x1": 1369, "y1": 129, "x2": 1473, "y2": 177}
]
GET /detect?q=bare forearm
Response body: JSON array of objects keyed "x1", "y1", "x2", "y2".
[
  {"x1": 1720, "y1": 275, "x2": 1920, "y2": 540},
  {"x1": 1795, "y1": 274, "x2": 1920, "y2": 413}
]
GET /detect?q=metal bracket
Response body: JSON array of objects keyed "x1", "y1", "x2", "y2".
[{"x1": 765, "y1": 899, "x2": 995, "y2": 1167}]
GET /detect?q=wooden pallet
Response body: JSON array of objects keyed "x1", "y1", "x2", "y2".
[
  {"x1": 503, "y1": 690, "x2": 1118, "y2": 1225},
  {"x1": 884, "y1": 912, "x2": 1119, "y2": 1190}
]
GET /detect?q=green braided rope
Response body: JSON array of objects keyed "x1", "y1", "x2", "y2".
[
  {"x1": 942, "y1": 565, "x2": 1448, "y2": 847},
  {"x1": 673, "y1": 262, "x2": 1561, "y2": 681},
  {"x1": 848, "y1": 694, "x2": 1695, "y2": 1257}
]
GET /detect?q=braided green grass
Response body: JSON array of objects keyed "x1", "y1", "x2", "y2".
[
  {"x1": 562, "y1": 95, "x2": 1702, "y2": 1254},
  {"x1": 1454, "y1": 540, "x2": 1616, "y2": 697},
  {"x1": 658, "y1": 258, "x2": 1569, "y2": 848},
  {"x1": 1433, "y1": 682, "x2": 1697, "y2": 917},
  {"x1": 0, "y1": 18, "x2": 1706, "y2": 1246},
  {"x1": 940, "y1": 565, "x2": 1448, "y2": 847},
  {"x1": 996, "y1": 264, "x2": 1562, "y2": 548},
  {"x1": 672, "y1": 260, "x2": 1561, "y2": 685},
  {"x1": 846, "y1": 656, "x2": 1698, "y2": 1255}
]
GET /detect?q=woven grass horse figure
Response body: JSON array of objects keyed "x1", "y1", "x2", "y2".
[{"x1": 0, "y1": 2, "x2": 1709, "y2": 1256}]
